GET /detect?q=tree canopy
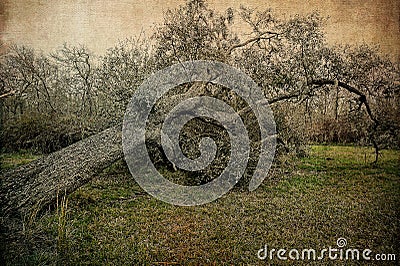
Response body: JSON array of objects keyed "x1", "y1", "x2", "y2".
[{"x1": 1, "y1": 0, "x2": 399, "y2": 156}]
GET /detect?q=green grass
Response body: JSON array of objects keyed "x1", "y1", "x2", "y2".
[
  {"x1": 2, "y1": 145, "x2": 399, "y2": 265},
  {"x1": 0, "y1": 150, "x2": 41, "y2": 170}
]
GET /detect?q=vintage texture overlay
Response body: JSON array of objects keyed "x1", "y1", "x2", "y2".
[{"x1": 1, "y1": 0, "x2": 399, "y2": 60}]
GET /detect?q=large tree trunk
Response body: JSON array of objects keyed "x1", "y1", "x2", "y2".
[
  {"x1": 0, "y1": 84, "x2": 211, "y2": 238},
  {"x1": 0, "y1": 124, "x2": 123, "y2": 237}
]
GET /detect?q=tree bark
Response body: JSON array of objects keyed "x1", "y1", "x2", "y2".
[{"x1": 0, "y1": 124, "x2": 123, "y2": 236}]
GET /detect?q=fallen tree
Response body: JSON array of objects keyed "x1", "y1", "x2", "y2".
[
  {"x1": 0, "y1": 78, "x2": 381, "y2": 236},
  {"x1": 0, "y1": 77, "x2": 383, "y2": 262},
  {"x1": 0, "y1": 124, "x2": 123, "y2": 237},
  {"x1": 0, "y1": 81, "x2": 269, "y2": 243}
]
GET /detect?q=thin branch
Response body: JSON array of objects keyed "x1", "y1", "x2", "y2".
[
  {"x1": 0, "y1": 90, "x2": 16, "y2": 99},
  {"x1": 268, "y1": 90, "x2": 301, "y2": 104},
  {"x1": 226, "y1": 31, "x2": 279, "y2": 55}
]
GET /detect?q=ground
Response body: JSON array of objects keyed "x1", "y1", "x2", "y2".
[{"x1": 1, "y1": 145, "x2": 399, "y2": 265}]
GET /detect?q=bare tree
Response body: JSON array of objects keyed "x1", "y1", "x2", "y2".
[
  {"x1": 51, "y1": 44, "x2": 95, "y2": 116},
  {"x1": 96, "y1": 38, "x2": 153, "y2": 127}
]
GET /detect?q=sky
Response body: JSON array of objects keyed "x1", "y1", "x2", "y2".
[{"x1": 1, "y1": 0, "x2": 399, "y2": 60}]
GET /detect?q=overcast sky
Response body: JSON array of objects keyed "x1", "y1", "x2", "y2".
[{"x1": 1, "y1": 0, "x2": 399, "y2": 60}]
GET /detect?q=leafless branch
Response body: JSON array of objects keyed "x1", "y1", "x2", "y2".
[{"x1": 226, "y1": 31, "x2": 279, "y2": 55}]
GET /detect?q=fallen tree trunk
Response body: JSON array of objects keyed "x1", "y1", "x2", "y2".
[
  {"x1": 0, "y1": 124, "x2": 123, "y2": 236},
  {"x1": 1, "y1": 78, "x2": 379, "y2": 240},
  {"x1": 0, "y1": 82, "x2": 261, "y2": 239},
  {"x1": 3, "y1": 79, "x2": 373, "y2": 226},
  {"x1": 0, "y1": 83, "x2": 221, "y2": 237}
]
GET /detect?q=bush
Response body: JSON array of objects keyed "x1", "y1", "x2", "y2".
[{"x1": 1, "y1": 112, "x2": 92, "y2": 153}]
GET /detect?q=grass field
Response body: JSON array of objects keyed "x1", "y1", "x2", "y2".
[{"x1": 2, "y1": 145, "x2": 399, "y2": 265}]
